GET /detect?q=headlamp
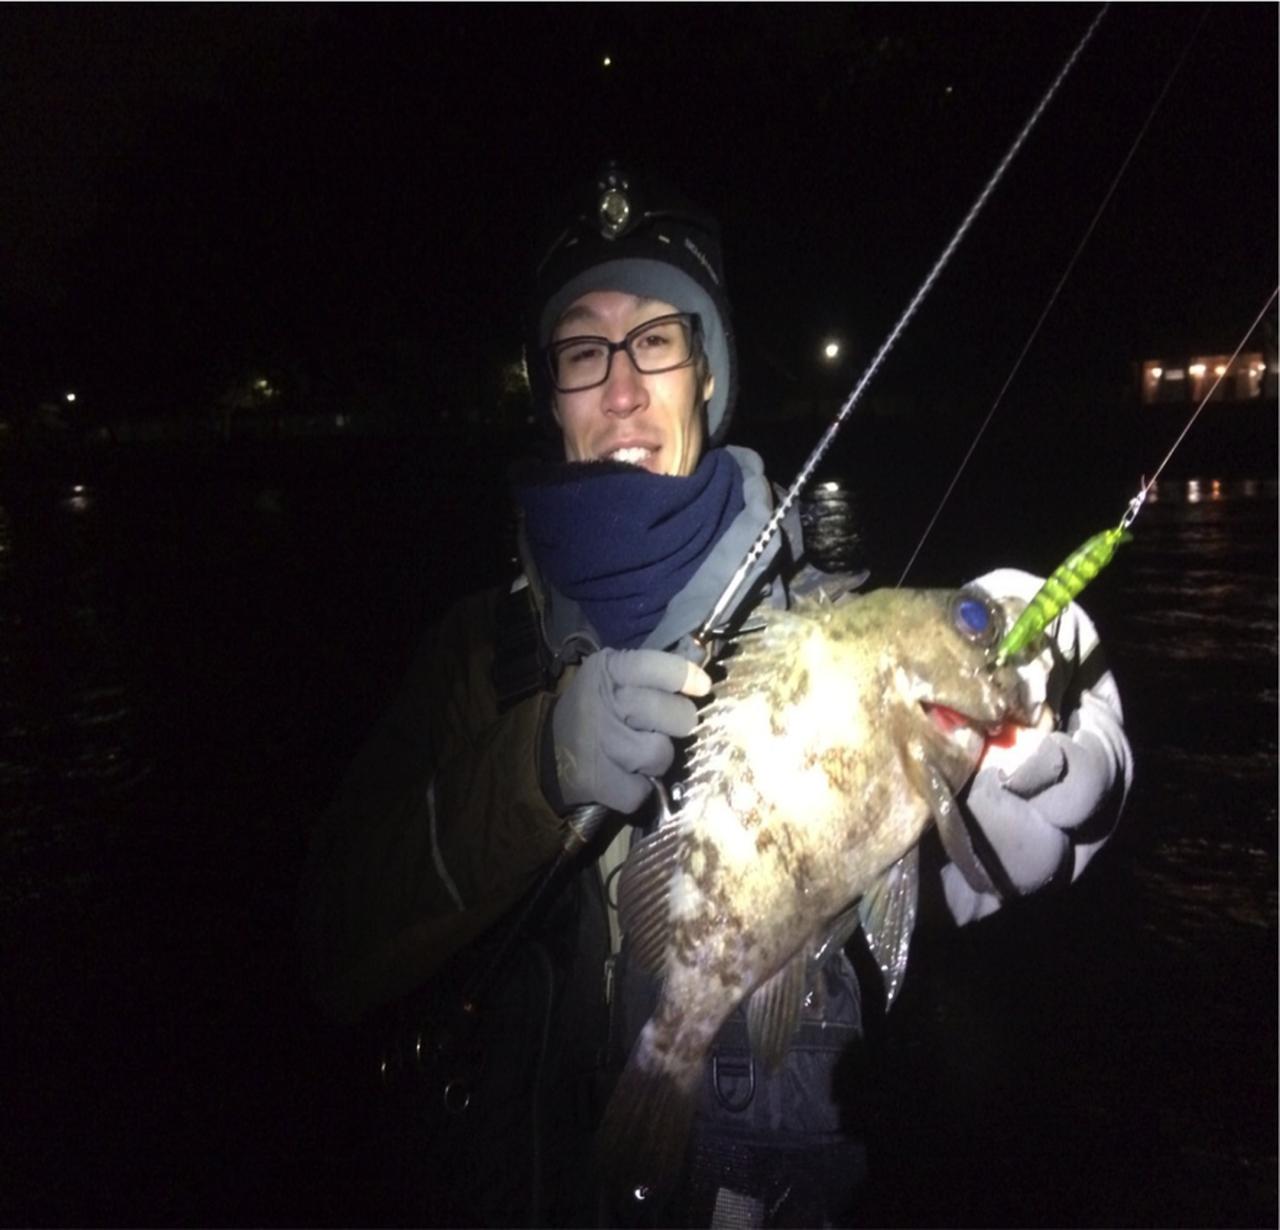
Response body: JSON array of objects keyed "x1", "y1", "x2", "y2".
[
  {"x1": 527, "y1": 162, "x2": 738, "y2": 444},
  {"x1": 597, "y1": 187, "x2": 631, "y2": 239}
]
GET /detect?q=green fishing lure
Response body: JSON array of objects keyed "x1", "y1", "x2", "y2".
[{"x1": 994, "y1": 525, "x2": 1132, "y2": 666}]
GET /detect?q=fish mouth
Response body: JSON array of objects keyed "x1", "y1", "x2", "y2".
[
  {"x1": 921, "y1": 702, "x2": 1001, "y2": 734},
  {"x1": 921, "y1": 701, "x2": 1004, "y2": 759}
]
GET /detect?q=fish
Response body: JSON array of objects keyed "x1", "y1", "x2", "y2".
[{"x1": 598, "y1": 584, "x2": 1030, "y2": 1199}]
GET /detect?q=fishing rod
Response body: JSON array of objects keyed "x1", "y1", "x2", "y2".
[
  {"x1": 694, "y1": 5, "x2": 1110, "y2": 652},
  {"x1": 993, "y1": 285, "x2": 1279, "y2": 667}
]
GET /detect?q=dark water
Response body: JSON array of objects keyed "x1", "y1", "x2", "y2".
[{"x1": 1, "y1": 446, "x2": 1275, "y2": 1227}]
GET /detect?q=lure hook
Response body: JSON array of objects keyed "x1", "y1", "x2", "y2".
[{"x1": 1119, "y1": 488, "x2": 1147, "y2": 531}]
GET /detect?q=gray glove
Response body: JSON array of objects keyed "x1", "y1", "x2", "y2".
[
  {"x1": 945, "y1": 727, "x2": 1116, "y2": 922},
  {"x1": 944, "y1": 569, "x2": 1134, "y2": 924},
  {"x1": 551, "y1": 648, "x2": 710, "y2": 815}
]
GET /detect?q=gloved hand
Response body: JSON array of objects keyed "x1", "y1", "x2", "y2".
[
  {"x1": 944, "y1": 726, "x2": 1115, "y2": 921},
  {"x1": 944, "y1": 568, "x2": 1134, "y2": 923},
  {"x1": 550, "y1": 648, "x2": 711, "y2": 815}
]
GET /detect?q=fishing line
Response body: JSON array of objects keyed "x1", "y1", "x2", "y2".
[
  {"x1": 994, "y1": 284, "x2": 1279, "y2": 666},
  {"x1": 897, "y1": 5, "x2": 1211, "y2": 586},
  {"x1": 695, "y1": 4, "x2": 1109, "y2": 648}
]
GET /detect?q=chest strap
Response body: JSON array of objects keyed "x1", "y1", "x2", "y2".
[{"x1": 491, "y1": 583, "x2": 556, "y2": 713}]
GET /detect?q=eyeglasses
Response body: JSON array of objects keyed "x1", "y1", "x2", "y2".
[{"x1": 545, "y1": 313, "x2": 701, "y2": 393}]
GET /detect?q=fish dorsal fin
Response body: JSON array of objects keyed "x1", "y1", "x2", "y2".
[
  {"x1": 788, "y1": 570, "x2": 869, "y2": 610},
  {"x1": 857, "y1": 847, "x2": 920, "y2": 1009},
  {"x1": 616, "y1": 820, "x2": 686, "y2": 974},
  {"x1": 745, "y1": 945, "x2": 808, "y2": 1071}
]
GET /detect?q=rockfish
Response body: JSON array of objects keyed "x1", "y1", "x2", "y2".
[{"x1": 599, "y1": 585, "x2": 1029, "y2": 1198}]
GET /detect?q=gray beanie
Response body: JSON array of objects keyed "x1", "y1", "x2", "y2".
[{"x1": 526, "y1": 163, "x2": 737, "y2": 445}]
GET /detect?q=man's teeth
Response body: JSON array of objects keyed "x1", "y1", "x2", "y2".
[{"x1": 606, "y1": 447, "x2": 654, "y2": 464}]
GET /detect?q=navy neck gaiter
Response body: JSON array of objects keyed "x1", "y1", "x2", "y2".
[{"x1": 513, "y1": 449, "x2": 745, "y2": 649}]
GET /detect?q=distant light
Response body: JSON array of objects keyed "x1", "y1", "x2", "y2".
[
  {"x1": 822, "y1": 341, "x2": 841, "y2": 361},
  {"x1": 820, "y1": 481, "x2": 840, "y2": 493},
  {"x1": 944, "y1": 85, "x2": 954, "y2": 95},
  {"x1": 1150, "y1": 366, "x2": 1163, "y2": 379},
  {"x1": 1214, "y1": 364, "x2": 1227, "y2": 376},
  {"x1": 65, "y1": 392, "x2": 77, "y2": 403},
  {"x1": 1186, "y1": 479, "x2": 1202, "y2": 504},
  {"x1": 602, "y1": 54, "x2": 612, "y2": 68},
  {"x1": 253, "y1": 378, "x2": 270, "y2": 391},
  {"x1": 64, "y1": 485, "x2": 92, "y2": 513},
  {"x1": 1189, "y1": 363, "x2": 1206, "y2": 377},
  {"x1": 334, "y1": 414, "x2": 347, "y2": 429},
  {"x1": 1210, "y1": 479, "x2": 1222, "y2": 500}
]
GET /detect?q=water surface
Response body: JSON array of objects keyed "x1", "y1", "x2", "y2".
[{"x1": 1, "y1": 451, "x2": 1275, "y2": 1226}]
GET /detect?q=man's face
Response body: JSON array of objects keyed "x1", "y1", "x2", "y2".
[{"x1": 550, "y1": 291, "x2": 714, "y2": 478}]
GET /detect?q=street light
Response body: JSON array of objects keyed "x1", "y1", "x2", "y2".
[{"x1": 822, "y1": 340, "x2": 841, "y2": 362}]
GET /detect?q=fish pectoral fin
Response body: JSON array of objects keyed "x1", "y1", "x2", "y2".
[
  {"x1": 746, "y1": 947, "x2": 808, "y2": 1071},
  {"x1": 616, "y1": 820, "x2": 687, "y2": 974},
  {"x1": 812, "y1": 899, "x2": 865, "y2": 970},
  {"x1": 911, "y1": 753, "x2": 1016, "y2": 903},
  {"x1": 857, "y1": 847, "x2": 920, "y2": 1010},
  {"x1": 804, "y1": 900, "x2": 867, "y2": 1019}
]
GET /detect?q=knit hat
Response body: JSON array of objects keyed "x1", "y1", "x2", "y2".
[{"x1": 526, "y1": 162, "x2": 737, "y2": 446}]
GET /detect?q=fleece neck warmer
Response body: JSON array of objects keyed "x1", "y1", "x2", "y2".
[{"x1": 513, "y1": 448, "x2": 745, "y2": 649}]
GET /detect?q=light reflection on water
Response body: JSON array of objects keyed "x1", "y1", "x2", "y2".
[
  {"x1": 1115, "y1": 476, "x2": 1278, "y2": 945},
  {"x1": 1146, "y1": 476, "x2": 1278, "y2": 503}
]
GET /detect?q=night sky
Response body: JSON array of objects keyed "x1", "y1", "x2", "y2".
[{"x1": 5, "y1": 3, "x2": 1276, "y2": 430}]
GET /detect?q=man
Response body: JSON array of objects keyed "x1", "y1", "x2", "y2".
[{"x1": 299, "y1": 163, "x2": 1132, "y2": 1227}]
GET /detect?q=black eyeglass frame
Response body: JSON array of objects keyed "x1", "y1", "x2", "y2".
[{"x1": 543, "y1": 312, "x2": 703, "y2": 394}]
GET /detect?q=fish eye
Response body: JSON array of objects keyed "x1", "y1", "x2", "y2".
[{"x1": 950, "y1": 591, "x2": 1001, "y2": 646}]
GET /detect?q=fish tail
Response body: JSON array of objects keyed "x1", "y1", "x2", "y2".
[{"x1": 597, "y1": 1038, "x2": 699, "y2": 1205}]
